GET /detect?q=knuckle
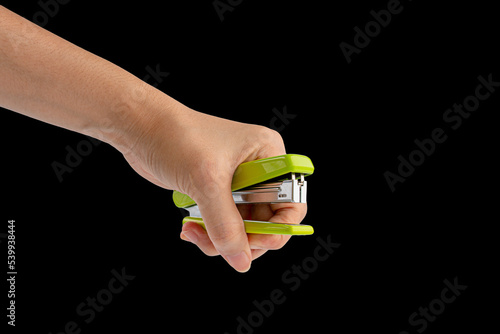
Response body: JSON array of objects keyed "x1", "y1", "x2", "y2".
[
  {"x1": 187, "y1": 159, "x2": 228, "y2": 202},
  {"x1": 249, "y1": 126, "x2": 285, "y2": 155},
  {"x1": 256, "y1": 126, "x2": 283, "y2": 144},
  {"x1": 207, "y1": 221, "x2": 244, "y2": 250}
]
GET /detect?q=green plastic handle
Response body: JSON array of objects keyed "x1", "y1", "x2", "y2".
[
  {"x1": 173, "y1": 154, "x2": 314, "y2": 208},
  {"x1": 182, "y1": 217, "x2": 314, "y2": 236}
]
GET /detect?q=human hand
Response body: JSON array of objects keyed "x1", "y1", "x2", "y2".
[
  {"x1": 0, "y1": 5, "x2": 307, "y2": 273},
  {"x1": 115, "y1": 95, "x2": 307, "y2": 272}
]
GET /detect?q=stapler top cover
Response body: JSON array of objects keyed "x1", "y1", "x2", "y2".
[{"x1": 172, "y1": 154, "x2": 314, "y2": 209}]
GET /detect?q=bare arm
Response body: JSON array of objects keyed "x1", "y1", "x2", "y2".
[
  {"x1": 0, "y1": 5, "x2": 306, "y2": 273},
  {"x1": 0, "y1": 5, "x2": 172, "y2": 149}
]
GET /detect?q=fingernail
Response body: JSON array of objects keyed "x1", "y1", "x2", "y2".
[
  {"x1": 225, "y1": 251, "x2": 251, "y2": 273},
  {"x1": 181, "y1": 230, "x2": 199, "y2": 244}
]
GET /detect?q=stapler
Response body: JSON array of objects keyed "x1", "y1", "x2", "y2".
[{"x1": 173, "y1": 154, "x2": 314, "y2": 235}]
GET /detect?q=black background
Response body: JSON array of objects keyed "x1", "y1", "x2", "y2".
[{"x1": 1, "y1": 0, "x2": 498, "y2": 333}]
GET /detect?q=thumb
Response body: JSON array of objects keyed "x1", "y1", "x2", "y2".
[{"x1": 197, "y1": 186, "x2": 252, "y2": 273}]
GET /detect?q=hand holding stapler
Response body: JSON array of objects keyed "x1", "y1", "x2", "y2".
[{"x1": 173, "y1": 154, "x2": 314, "y2": 235}]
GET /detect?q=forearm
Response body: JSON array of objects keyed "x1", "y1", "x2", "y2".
[{"x1": 0, "y1": 5, "x2": 179, "y2": 151}]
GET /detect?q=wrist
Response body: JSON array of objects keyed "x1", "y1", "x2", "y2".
[{"x1": 90, "y1": 78, "x2": 188, "y2": 156}]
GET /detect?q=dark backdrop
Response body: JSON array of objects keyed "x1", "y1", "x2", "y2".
[{"x1": 1, "y1": 1, "x2": 498, "y2": 333}]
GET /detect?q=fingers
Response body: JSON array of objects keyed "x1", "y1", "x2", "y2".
[
  {"x1": 247, "y1": 203, "x2": 307, "y2": 250},
  {"x1": 251, "y1": 249, "x2": 268, "y2": 260},
  {"x1": 180, "y1": 221, "x2": 219, "y2": 256},
  {"x1": 176, "y1": 125, "x2": 295, "y2": 272},
  {"x1": 195, "y1": 187, "x2": 252, "y2": 273},
  {"x1": 181, "y1": 223, "x2": 268, "y2": 260},
  {"x1": 181, "y1": 203, "x2": 307, "y2": 268}
]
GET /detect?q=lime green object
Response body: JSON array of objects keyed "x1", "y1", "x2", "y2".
[
  {"x1": 173, "y1": 154, "x2": 314, "y2": 208},
  {"x1": 182, "y1": 217, "x2": 314, "y2": 235},
  {"x1": 173, "y1": 154, "x2": 314, "y2": 236}
]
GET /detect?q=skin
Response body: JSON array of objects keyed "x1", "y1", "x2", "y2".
[{"x1": 0, "y1": 5, "x2": 307, "y2": 272}]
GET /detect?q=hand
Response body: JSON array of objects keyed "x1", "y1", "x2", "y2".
[
  {"x1": 0, "y1": 5, "x2": 307, "y2": 273},
  {"x1": 117, "y1": 97, "x2": 307, "y2": 272}
]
